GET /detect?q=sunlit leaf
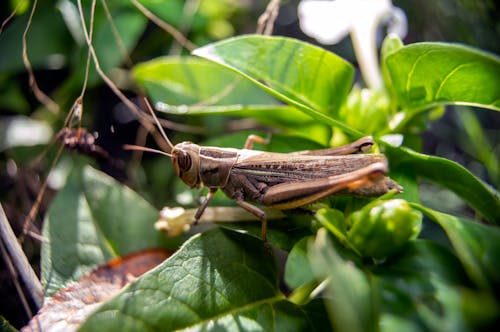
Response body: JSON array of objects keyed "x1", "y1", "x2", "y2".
[
  {"x1": 386, "y1": 43, "x2": 500, "y2": 111},
  {"x1": 193, "y1": 35, "x2": 362, "y2": 137},
  {"x1": 133, "y1": 56, "x2": 324, "y2": 136},
  {"x1": 80, "y1": 228, "x2": 329, "y2": 331},
  {"x1": 134, "y1": 56, "x2": 277, "y2": 107}
]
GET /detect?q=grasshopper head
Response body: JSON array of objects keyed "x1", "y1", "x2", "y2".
[{"x1": 172, "y1": 142, "x2": 202, "y2": 188}]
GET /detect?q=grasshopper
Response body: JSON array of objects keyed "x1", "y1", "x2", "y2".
[{"x1": 128, "y1": 108, "x2": 402, "y2": 242}]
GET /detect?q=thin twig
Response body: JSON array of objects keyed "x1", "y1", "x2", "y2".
[
  {"x1": 22, "y1": 0, "x2": 60, "y2": 113},
  {"x1": 131, "y1": 0, "x2": 197, "y2": 51},
  {"x1": 100, "y1": 0, "x2": 134, "y2": 68},
  {"x1": 21, "y1": 145, "x2": 64, "y2": 240},
  {"x1": 21, "y1": 23, "x2": 90, "y2": 241},
  {"x1": 0, "y1": 0, "x2": 27, "y2": 33},
  {"x1": 256, "y1": 0, "x2": 281, "y2": 35},
  {"x1": 169, "y1": 0, "x2": 200, "y2": 54},
  {"x1": 77, "y1": 0, "x2": 201, "y2": 151},
  {"x1": 0, "y1": 240, "x2": 33, "y2": 318},
  {"x1": 77, "y1": 1, "x2": 166, "y2": 149},
  {"x1": 1, "y1": 204, "x2": 43, "y2": 308}
]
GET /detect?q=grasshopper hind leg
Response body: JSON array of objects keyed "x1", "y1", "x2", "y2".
[{"x1": 235, "y1": 199, "x2": 268, "y2": 243}]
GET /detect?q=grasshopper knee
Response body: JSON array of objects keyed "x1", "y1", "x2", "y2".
[
  {"x1": 235, "y1": 199, "x2": 268, "y2": 241},
  {"x1": 244, "y1": 134, "x2": 271, "y2": 150}
]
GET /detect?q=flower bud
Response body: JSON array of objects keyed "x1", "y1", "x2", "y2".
[{"x1": 347, "y1": 199, "x2": 422, "y2": 258}]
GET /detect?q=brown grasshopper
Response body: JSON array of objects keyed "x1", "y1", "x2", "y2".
[{"x1": 127, "y1": 108, "x2": 402, "y2": 242}]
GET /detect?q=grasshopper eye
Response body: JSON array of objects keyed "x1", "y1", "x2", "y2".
[{"x1": 177, "y1": 151, "x2": 192, "y2": 171}]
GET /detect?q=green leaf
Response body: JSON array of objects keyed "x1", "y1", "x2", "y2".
[
  {"x1": 0, "y1": 2, "x2": 73, "y2": 73},
  {"x1": 284, "y1": 237, "x2": 315, "y2": 289},
  {"x1": 216, "y1": 218, "x2": 310, "y2": 252},
  {"x1": 80, "y1": 228, "x2": 329, "y2": 331},
  {"x1": 135, "y1": 0, "x2": 184, "y2": 27},
  {"x1": 416, "y1": 281, "x2": 500, "y2": 332},
  {"x1": 202, "y1": 131, "x2": 324, "y2": 153},
  {"x1": 134, "y1": 56, "x2": 278, "y2": 107},
  {"x1": 456, "y1": 108, "x2": 499, "y2": 187},
  {"x1": 377, "y1": 240, "x2": 469, "y2": 287},
  {"x1": 85, "y1": 9, "x2": 146, "y2": 85},
  {"x1": 413, "y1": 205, "x2": 500, "y2": 294},
  {"x1": 193, "y1": 35, "x2": 362, "y2": 137},
  {"x1": 379, "y1": 277, "x2": 500, "y2": 332},
  {"x1": 314, "y1": 208, "x2": 348, "y2": 246},
  {"x1": 380, "y1": 34, "x2": 404, "y2": 106},
  {"x1": 308, "y1": 229, "x2": 377, "y2": 332},
  {"x1": 379, "y1": 314, "x2": 422, "y2": 332},
  {"x1": 375, "y1": 240, "x2": 500, "y2": 331},
  {"x1": 0, "y1": 316, "x2": 17, "y2": 332},
  {"x1": 387, "y1": 162, "x2": 420, "y2": 204},
  {"x1": 133, "y1": 56, "x2": 324, "y2": 134},
  {"x1": 386, "y1": 42, "x2": 500, "y2": 111},
  {"x1": 41, "y1": 164, "x2": 176, "y2": 296},
  {"x1": 385, "y1": 144, "x2": 500, "y2": 224}
]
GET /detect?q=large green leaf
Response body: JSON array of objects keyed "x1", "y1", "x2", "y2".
[
  {"x1": 133, "y1": 56, "x2": 321, "y2": 135},
  {"x1": 193, "y1": 35, "x2": 362, "y2": 137},
  {"x1": 80, "y1": 228, "x2": 330, "y2": 331},
  {"x1": 134, "y1": 56, "x2": 278, "y2": 107},
  {"x1": 384, "y1": 144, "x2": 500, "y2": 224},
  {"x1": 385, "y1": 43, "x2": 500, "y2": 111},
  {"x1": 41, "y1": 164, "x2": 176, "y2": 296},
  {"x1": 414, "y1": 205, "x2": 500, "y2": 295}
]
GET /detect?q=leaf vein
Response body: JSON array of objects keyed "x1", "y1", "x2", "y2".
[{"x1": 434, "y1": 62, "x2": 477, "y2": 100}]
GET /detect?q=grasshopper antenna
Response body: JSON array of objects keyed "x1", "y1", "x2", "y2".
[
  {"x1": 123, "y1": 144, "x2": 172, "y2": 158},
  {"x1": 143, "y1": 98, "x2": 174, "y2": 153}
]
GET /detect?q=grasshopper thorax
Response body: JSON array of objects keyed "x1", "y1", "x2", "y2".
[{"x1": 172, "y1": 142, "x2": 202, "y2": 189}]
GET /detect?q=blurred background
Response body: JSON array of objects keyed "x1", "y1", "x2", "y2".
[{"x1": 0, "y1": 0, "x2": 498, "y2": 328}]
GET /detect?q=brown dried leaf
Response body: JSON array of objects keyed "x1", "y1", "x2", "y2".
[{"x1": 23, "y1": 249, "x2": 171, "y2": 332}]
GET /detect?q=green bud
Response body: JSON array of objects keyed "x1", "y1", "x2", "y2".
[
  {"x1": 338, "y1": 86, "x2": 392, "y2": 135},
  {"x1": 347, "y1": 199, "x2": 422, "y2": 259}
]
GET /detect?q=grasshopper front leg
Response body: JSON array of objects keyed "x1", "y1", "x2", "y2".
[
  {"x1": 194, "y1": 187, "x2": 269, "y2": 242},
  {"x1": 194, "y1": 188, "x2": 217, "y2": 224}
]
